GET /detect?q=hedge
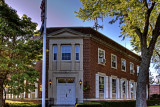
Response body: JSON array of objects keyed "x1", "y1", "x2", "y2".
[{"x1": 76, "y1": 100, "x2": 160, "y2": 107}]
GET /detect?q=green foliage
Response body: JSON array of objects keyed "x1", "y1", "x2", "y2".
[
  {"x1": 75, "y1": 0, "x2": 160, "y2": 67},
  {"x1": 0, "y1": 1, "x2": 42, "y2": 103},
  {"x1": 76, "y1": 100, "x2": 160, "y2": 107},
  {"x1": 75, "y1": 102, "x2": 102, "y2": 107}
]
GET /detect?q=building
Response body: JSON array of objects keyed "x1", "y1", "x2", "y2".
[
  {"x1": 6, "y1": 27, "x2": 149, "y2": 105},
  {"x1": 45, "y1": 27, "x2": 147, "y2": 105}
]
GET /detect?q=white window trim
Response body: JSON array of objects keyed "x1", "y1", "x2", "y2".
[
  {"x1": 75, "y1": 45, "x2": 80, "y2": 61},
  {"x1": 98, "y1": 48, "x2": 105, "y2": 65},
  {"x1": 137, "y1": 65, "x2": 140, "y2": 76},
  {"x1": 121, "y1": 58, "x2": 126, "y2": 72},
  {"x1": 111, "y1": 54, "x2": 117, "y2": 69},
  {"x1": 53, "y1": 45, "x2": 57, "y2": 61},
  {"x1": 130, "y1": 62, "x2": 134, "y2": 74},
  {"x1": 61, "y1": 45, "x2": 72, "y2": 61}
]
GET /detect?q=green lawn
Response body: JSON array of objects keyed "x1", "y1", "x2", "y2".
[{"x1": 148, "y1": 105, "x2": 160, "y2": 107}]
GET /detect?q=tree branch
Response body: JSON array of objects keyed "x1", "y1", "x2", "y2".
[
  {"x1": 149, "y1": 13, "x2": 160, "y2": 55},
  {"x1": 143, "y1": 0, "x2": 148, "y2": 8}
]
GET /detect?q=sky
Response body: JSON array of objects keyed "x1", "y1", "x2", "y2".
[{"x1": 5, "y1": 0, "x2": 157, "y2": 76}]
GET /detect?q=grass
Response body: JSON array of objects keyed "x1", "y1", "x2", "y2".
[
  {"x1": 5, "y1": 100, "x2": 26, "y2": 103},
  {"x1": 148, "y1": 105, "x2": 160, "y2": 107}
]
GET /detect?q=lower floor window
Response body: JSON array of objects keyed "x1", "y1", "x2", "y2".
[
  {"x1": 99, "y1": 76, "x2": 104, "y2": 93},
  {"x1": 112, "y1": 79, "x2": 116, "y2": 93}
]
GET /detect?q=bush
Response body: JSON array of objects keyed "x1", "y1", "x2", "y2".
[
  {"x1": 76, "y1": 100, "x2": 160, "y2": 107},
  {"x1": 75, "y1": 102, "x2": 102, "y2": 107}
]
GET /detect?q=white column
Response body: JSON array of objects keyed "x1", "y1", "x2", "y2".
[
  {"x1": 120, "y1": 79, "x2": 123, "y2": 99},
  {"x1": 129, "y1": 81, "x2": 131, "y2": 99},
  {"x1": 95, "y1": 74, "x2": 99, "y2": 98},
  {"x1": 71, "y1": 43, "x2": 75, "y2": 70},
  {"x1": 146, "y1": 85, "x2": 148, "y2": 99},
  {"x1": 80, "y1": 44, "x2": 83, "y2": 71},
  {"x1": 116, "y1": 78, "x2": 120, "y2": 99},
  {"x1": 49, "y1": 44, "x2": 53, "y2": 71},
  {"x1": 57, "y1": 44, "x2": 61, "y2": 71},
  {"x1": 133, "y1": 82, "x2": 136, "y2": 99},
  {"x1": 35, "y1": 82, "x2": 38, "y2": 98},
  {"x1": 105, "y1": 76, "x2": 109, "y2": 99},
  {"x1": 109, "y1": 76, "x2": 112, "y2": 99},
  {"x1": 126, "y1": 80, "x2": 129, "y2": 99}
]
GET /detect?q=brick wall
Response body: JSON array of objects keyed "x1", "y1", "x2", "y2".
[
  {"x1": 83, "y1": 37, "x2": 141, "y2": 99},
  {"x1": 149, "y1": 85, "x2": 160, "y2": 96}
]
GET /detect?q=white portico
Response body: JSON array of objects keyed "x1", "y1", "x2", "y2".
[{"x1": 47, "y1": 28, "x2": 84, "y2": 105}]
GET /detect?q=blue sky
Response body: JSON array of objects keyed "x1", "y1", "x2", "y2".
[{"x1": 5, "y1": 0, "x2": 157, "y2": 75}]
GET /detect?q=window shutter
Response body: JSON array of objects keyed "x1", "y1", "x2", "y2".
[{"x1": 95, "y1": 74, "x2": 99, "y2": 98}]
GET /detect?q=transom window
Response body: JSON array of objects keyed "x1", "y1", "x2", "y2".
[
  {"x1": 99, "y1": 76, "x2": 104, "y2": 93},
  {"x1": 61, "y1": 45, "x2": 71, "y2": 60},
  {"x1": 98, "y1": 48, "x2": 105, "y2": 64},
  {"x1": 75, "y1": 45, "x2": 80, "y2": 60},
  {"x1": 137, "y1": 65, "x2": 140, "y2": 76},
  {"x1": 53, "y1": 45, "x2": 57, "y2": 60},
  {"x1": 121, "y1": 59, "x2": 126, "y2": 71},
  {"x1": 111, "y1": 54, "x2": 117, "y2": 69},
  {"x1": 130, "y1": 62, "x2": 134, "y2": 74}
]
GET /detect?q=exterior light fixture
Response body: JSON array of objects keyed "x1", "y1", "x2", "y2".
[
  {"x1": 79, "y1": 79, "x2": 82, "y2": 88},
  {"x1": 49, "y1": 79, "x2": 52, "y2": 87}
]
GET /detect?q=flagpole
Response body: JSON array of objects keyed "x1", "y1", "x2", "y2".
[{"x1": 42, "y1": 0, "x2": 47, "y2": 106}]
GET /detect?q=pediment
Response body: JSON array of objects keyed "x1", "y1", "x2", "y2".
[{"x1": 47, "y1": 28, "x2": 86, "y2": 38}]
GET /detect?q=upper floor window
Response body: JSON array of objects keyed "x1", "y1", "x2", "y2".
[
  {"x1": 98, "y1": 48, "x2": 106, "y2": 64},
  {"x1": 121, "y1": 58, "x2": 126, "y2": 71},
  {"x1": 130, "y1": 62, "x2": 134, "y2": 74},
  {"x1": 61, "y1": 45, "x2": 71, "y2": 60},
  {"x1": 137, "y1": 65, "x2": 140, "y2": 76},
  {"x1": 99, "y1": 76, "x2": 104, "y2": 93},
  {"x1": 111, "y1": 54, "x2": 117, "y2": 69},
  {"x1": 53, "y1": 45, "x2": 57, "y2": 60},
  {"x1": 75, "y1": 45, "x2": 80, "y2": 60}
]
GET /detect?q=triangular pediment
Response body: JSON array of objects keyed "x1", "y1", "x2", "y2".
[{"x1": 47, "y1": 28, "x2": 86, "y2": 38}]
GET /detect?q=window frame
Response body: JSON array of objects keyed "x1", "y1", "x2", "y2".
[
  {"x1": 130, "y1": 62, "x2": 135, "y2": 74},
  {"x1": 121, "y1": 58, "x2": 126, "y2": 72},
  {"x1": 98, "y1": 48, "x2": 105, "y2": 64},
  {"x1": 111, "y1": 54, "x2": 117, "y2": 69},
  {"x1": 53, "y1": 45, "x2": 57, "y2": 61},
  {"x1": 99, "y1": 76, "x2": 104, "y2": 93},
  {"x1": 61, "y1": 45, "x2": 72, "y2": 61},
  {"x1": 75, "y1": 45, "x2": 80, "y2": 61}
]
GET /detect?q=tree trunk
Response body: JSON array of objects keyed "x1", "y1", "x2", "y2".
[
  {"x1": 136, "y1": 52, "x2": 151, "y2": 107},
  {"x1": 0, "y1": 83, "x2": 4, "y2": 107}
]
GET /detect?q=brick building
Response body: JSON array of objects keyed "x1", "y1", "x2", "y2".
[
  {"x1": 149, "y1": 84, "x2": 160, "y2": 96},
  {"x1": 6, "y1": 27, "x2": 148, "y2": 105}
]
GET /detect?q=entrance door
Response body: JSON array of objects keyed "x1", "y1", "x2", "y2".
[{"x1": 57, "y1": 78, "x2": 75, "y2": 105}]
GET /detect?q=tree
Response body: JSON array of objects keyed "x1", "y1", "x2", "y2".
[
  {"x1": 0, "y1": 1, "x2": 42, "y2": 106},
  {"x1": 75, "y1": 0, "x2": 160, "y2": 107}
]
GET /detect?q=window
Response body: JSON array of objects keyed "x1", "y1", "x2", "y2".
[
  {"x1": 121, "y1": 59, "x2": 126, "y2": 71},
  {"x1": 53, "y1": 45, "x2": 57, "y2": 60},
  {"x1": 75, "y1": 45, "x2": 80, "y2": 60},
  {"x1": 130, "y1": 82, "x2": 134, "y2": 97},
  {"x1": 111, "y1": 54, "x2": 117, "y2": 69},
  {"x1": 99, "y1": 76, "x2": 104, "y2": 93},
  {"x1": 61, "y1": 45, "x2": 71, "y2": 60},
  {"x1": 130, "y1": 62, "x2": 134, "y2": 74},
  {"x1": 98, "y1": 48, "x2": 105, "y2": 64},
  {"x1": 137, "y1": 65, "x2": 139, "y2": 76},
  {"x1": 122, "y1": 81, "x2": 126, "y2": 94},
  {"x1": 112, "y1": 79, "x2": 116, "y2": 93}
]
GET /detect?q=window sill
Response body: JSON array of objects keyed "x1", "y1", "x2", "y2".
[{"x1": 111, "y1": 66, "x2": 117, "y2": 69}]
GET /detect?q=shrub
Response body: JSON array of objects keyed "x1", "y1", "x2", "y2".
[{"x1": 75, "y1": 102, "x2": 102, "y2": 107}]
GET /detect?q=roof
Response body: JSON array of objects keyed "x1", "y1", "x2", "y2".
[{"x1": 46, "y1": 27, "x2": 141, "y2": 61}]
